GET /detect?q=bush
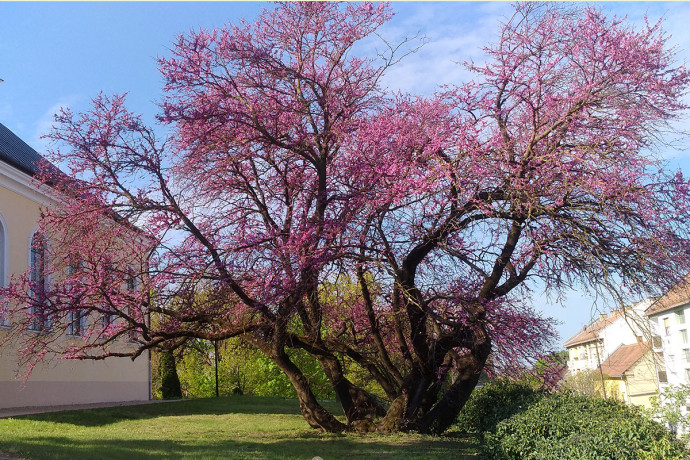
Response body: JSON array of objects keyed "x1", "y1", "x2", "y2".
[
  {"x1": 483, "y1": 392, "x2": 687, "y2": 460},
  {"x1": 648, "y1": 384, "x2": 690, "y2": 436},
  {"x1": 456, "y1": 380, "x2": 544, "y2": 434},
  {"x1": 159, "y1": 350, "x2": 183, "y2": 399},
  {"x1": 175, "y1": 338, "x2": 336, "y2": 399}
]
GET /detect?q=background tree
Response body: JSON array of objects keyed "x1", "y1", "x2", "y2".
[
  {"x1": 159, "y1": 349, "x2": 183, "y2": 399},
  {"x1": 648, "y1": 384, "x2": 690, "y2": 436},
  {"x1": 4, "y1": 2, "x2": 690, "y2": 434},
  {"x1": 172, "y1": 338, "x2": 335, "y2": 399}
]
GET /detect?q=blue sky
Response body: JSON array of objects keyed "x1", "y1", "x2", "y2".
[{"x1": 2, "y1": 2, "x2": 690, "y2": 345}]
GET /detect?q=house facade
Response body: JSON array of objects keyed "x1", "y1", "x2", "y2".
[
  {"x1": 0, "y1": 122, "x2": 150, "y2": 410},
  {"x1": 563, "y1": 299, "x2": 657, "y2": 408},
  {"x1": 598, "y1": 342, "x2": 658, "y2": 407},
  {"x1": 646, "y1": 280, "x2": 690, "y2": 389},
  {"x1": 644, "y1": 278, "x2": 690, "y2": 434},
  {"x1": 564, "y1": 299, "x2": 653, "y2": 373}
]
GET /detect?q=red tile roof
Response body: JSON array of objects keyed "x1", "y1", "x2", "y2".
[
  {"x1": 645, "y1": 275, "x2": 690, "y2": 317},
  {"x1": 563, "y1": 310, "x2": 623, "y2": 348},
  {"x1": 599, "y1": 342, "x2": 650, "y2": 378}
]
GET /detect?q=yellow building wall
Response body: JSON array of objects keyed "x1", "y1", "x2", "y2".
[
  {"x1": 0, "y1": 169, "x2": 150, "y2": 410},
  {"x1": 625, "y1": 353, "x2": 658, "y2": 409}
]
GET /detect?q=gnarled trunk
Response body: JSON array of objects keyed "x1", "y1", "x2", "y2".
[
  {"x1": 275, "y1": 351, "x2": 348, "y2": 432},
  {"x1": 375, "y1": 336, "x2": 492, "y2": 435},
  {"x1": 316, "y1": 353, "x2": 385, "y2": 425},
  {"x1": 246, "y1": 335, "x2": 347, "y2": 432}
]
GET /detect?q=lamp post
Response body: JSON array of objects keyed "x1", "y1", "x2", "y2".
[{"x1": 214, "y1": 339, "x2": 220, "y2": 398}]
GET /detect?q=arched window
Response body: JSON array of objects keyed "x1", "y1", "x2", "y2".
[
  {"x1": 66, "y1": 260, "x2": 86, "y2": 336},
  {"x1": 0, "y1": 213, "x2": 8, "y2": 327},
  {"x1": 28, "y1": 231, "x2": 50, "y2": 331},
  {"x1": 126, "y1": 268, "x2": 138, "y2": 342}
]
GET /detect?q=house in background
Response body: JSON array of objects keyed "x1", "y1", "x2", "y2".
[
  {"x1": 0, "y1": 122, "x2": 150, "y2": 410},
  {"x1": 564, "y1": 299, "x2": 652, "y2": 373},
  {"x1": 563, "y1": 299, "x2": 657, "y2": 408},
  {"x1": 644, "y1": 278, "x2": 690, "y2": 434},
  {"x1": 598, "y1": 341, "x2": 657, "y2": 407},
  {"x1": 564, "y1": 312, "x2": 617, "y2": 374},
  {"x1": 646, "y1": 278, "x2": 690, "y2": 390}
]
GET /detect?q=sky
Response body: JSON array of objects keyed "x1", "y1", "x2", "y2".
[{"x1": 2, "y1": 1, "x2": 690, "y2": 345}]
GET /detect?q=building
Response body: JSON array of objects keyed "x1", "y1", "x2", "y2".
[
  {"x1": 646, "y1": 278, "x2": 690, "y2": 389},
  {"x1": 563, "y1": 299, "x2": 657, "y2": 408},
  {"x1": 644, "y1": 277, "x2": 690, "y2": 434},
  {"x1": 598, "y1": 342, "x2": 657, "y2": 407},
  {"x1": 564, "y1": 299, "x2": 652, "y2": 373},
  {"x1": 0, "y1": 122, "x2": 150, "y2": 410}
]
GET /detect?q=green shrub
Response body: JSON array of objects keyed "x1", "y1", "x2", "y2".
[
  {"x1": 175, "y1": 338, "x2": 336, "y2": 399},
  {"x1": 456, "y1": 379, "x2": 544, "y2": 434},
  {"x1": 159, "y1": 350, "x2": 183, "y2": 399},
  {"x1": 483, "y1": 393, "x2": 688, "y2": 460}
]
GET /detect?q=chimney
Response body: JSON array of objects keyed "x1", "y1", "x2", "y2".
[{"x1": 599, "y1": 313, "x2": 607, "y2": 320}]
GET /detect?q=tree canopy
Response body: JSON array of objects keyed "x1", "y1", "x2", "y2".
[{"x1": 3, "y1": 2, "x2": 690, "y2": 434}]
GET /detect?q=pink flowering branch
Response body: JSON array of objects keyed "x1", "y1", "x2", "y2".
[{"x1": 3, "y1": 2, "x2": 690, "y2": 435}]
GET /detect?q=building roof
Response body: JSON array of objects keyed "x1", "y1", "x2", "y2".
[
  {"x1": 563, "y1": 309, "x2": 623, "y2": 348},
  {"x1": 0, "y1": 122, "x2": 48, "y2": 177},
  {"x1": 645, "y1": 275, "x2": 690, "y2": 317},
  {"x1": 599, "y1": 342, "x2": 650, "y2": 378}
]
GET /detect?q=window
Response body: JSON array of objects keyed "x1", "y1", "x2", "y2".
[
  {"x1": 0, "y1": 303, "x2": 7, "y2": 328},
  {"x1": 0, "y1": 213, "x2": 7, "y2": 327},
  {"x1": 28, "y1": 232, "x2": 50, "y2": 331},
  {"x1": 66, "y1": 261, "x2": 86, "y2": 336},
  {"x1": 658, "y1": 370, "x2": 668, "y2": 383},
  {"x1": 683, "y1": 349, "x2": 690, "y2": 362},
  {"x1": 126, "y1": 272, "x2": 138, "y2": 342},
  {"x1": 67, "y1": 310, "x2": 86, "y2": 336},
  {"x1": 652, "y1": 335, "x2": 663, "y2": 348},
  {"x1": 682, "y1": 329, "x2": 689, "y2": 345},
  {"x1": 100, "y1": 262, "x2": 116, "y2": 331},
  {"x1": 679, "y1": 310, "x2": 686, "y2": 325},
  {"x1": 664, "y1": 317, "x2": 671, "y2": 336},
  {"x1": 685, "y1": 369, "x2": 690, "y2": 382},
  {"x1": 101, "y1": 306, "x2": 115, "y2": 330},
  {"x1": 126, "y1": 276, "x2": 137, "y2": 293}
]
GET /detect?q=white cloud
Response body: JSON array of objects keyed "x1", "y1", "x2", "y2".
[
  {"x1": 376, "y1": 2, "x2": 513, "y2": 95},
  {"x1": 32, "y1": 96, "x2": 81, "y2": 155}
]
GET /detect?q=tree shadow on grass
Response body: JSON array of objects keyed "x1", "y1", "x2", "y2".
[
  {"x1": 14, "y1": 396, "x2": 325, "y2": 427},
  {"x1": 2, "y1": 435, "x2": 482, "y2": 460}
]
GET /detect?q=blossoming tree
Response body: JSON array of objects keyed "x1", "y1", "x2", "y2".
[{"x1": 4, "y1": 2, "x2": 690, "y2": 434}]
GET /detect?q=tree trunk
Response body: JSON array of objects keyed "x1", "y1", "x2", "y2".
[
  {"x1": 275, "y1": 352, "x2": 348, "y2": 432},
  {"x1": 375, "y1": 336, "x2": 492, "y2": 435},
  {"x1": 246, "y1": 333, "x2": 347, "y2": 432},
  {"x1": 414, "y1": 338, "x2": 492, "y2": 434},
  {"x1": 316, "y1": 354, "x2": 385, "y2": 425}
]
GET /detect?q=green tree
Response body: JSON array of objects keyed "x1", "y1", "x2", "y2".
[{"x1": 159, "y1": 350, "x2": 182, "y2": 399}]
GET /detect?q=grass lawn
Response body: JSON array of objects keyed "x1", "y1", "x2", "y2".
[{"x1": 0, "y1": 396, "x2": 481, "y2": 459}]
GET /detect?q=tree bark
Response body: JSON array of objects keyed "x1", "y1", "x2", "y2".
[
  {"x1": 316, "y1": 354, "x2": 386, "y2": 425},
  {"x1": 276, "y1": 352, "x2": 348, "y2": 432},
  {"x1": 415, "y1": 337, "x2": 492, "y2": 434},
  {"x1": 246, "y1": 335, "x2": 348, "y2": 432}
]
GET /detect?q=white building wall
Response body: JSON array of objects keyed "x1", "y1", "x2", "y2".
[
  {"x1": 648, "y1": 303, "x2": 690, "y2": 436},
  {"x1": 566, "y1": 299, "x2": 653, "y2": 374},
  {"x1": 649, "y1": 303, "x2": 690, "y2": 388}
]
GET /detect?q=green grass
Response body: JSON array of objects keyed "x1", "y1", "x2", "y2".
[{"x1": 0, "y1": 396, "x2": 481, "y2": 459}]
